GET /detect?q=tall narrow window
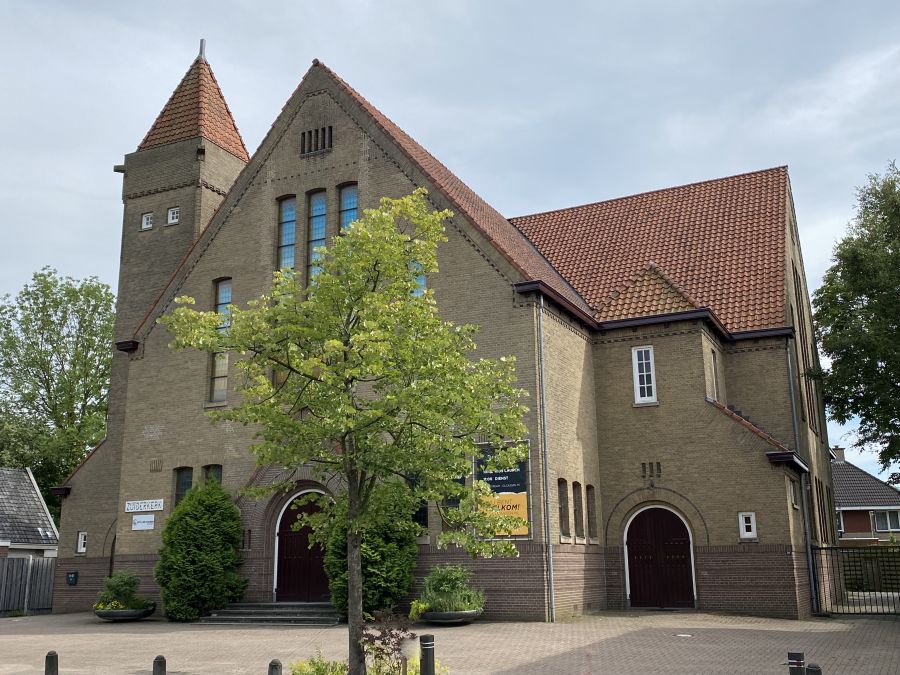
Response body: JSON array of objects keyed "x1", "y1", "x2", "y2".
[
  {"x1": 209, "y1": 279, "x2": 232, "y2": 403},
  {"x1": 411, "y1": 261, "x2": 425, "y2": 297},
  {"x1": 573, "y1": 481, "x2": 585, "y2": 539},
  {"x1": 632, "y1": 346, "x2": 656, "y2": 403},
  {"x1": 339, "y1": 184, "x2": 358, "y2": 231},
  {"x1": 203, "y1": 464, "x2": 223, "y2": 484},
  {"x1": 711, "y1": 349, "x2": 721, "y2": 401},
  {"x1": 586, "y1": 484, "x2": 598, "y2": 540},
  {"x1": 307, "y1": 191, "x2": 327, "y2": 279},
  {"x1": 558, "y1": 478, "x2": 570, "y2": 538},
  {"x1": 215, "y1": 279, "x2": 232, "y2": 332},
  {"x1": 277, "y1": 197, "x2": 296, "y2": 270},
  {"x1": 174, "y1": 467, "x2": 193, "y2": 505}
]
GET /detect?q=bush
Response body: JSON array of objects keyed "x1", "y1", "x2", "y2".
[
  {"x1": 93, "y1": 571, "x2": 152, "y2": 610},
  {"x1": 410, "y1": 564, "x2": 484, "y2": 619},
  {"x1": 323, "y1": 488, "x2": 419, "y2": 617},
  {"x1": 154, "y1": 479, "x2": 247, "y2": 621}
]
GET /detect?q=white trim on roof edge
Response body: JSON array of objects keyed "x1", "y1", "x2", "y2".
[{"x1": 26, "y1": 466, "x2": 59, "y2": 539}]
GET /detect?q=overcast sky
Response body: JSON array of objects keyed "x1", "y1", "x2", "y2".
[{"x1": 1, "y1": 1, "x2": 897, "y2": 477}]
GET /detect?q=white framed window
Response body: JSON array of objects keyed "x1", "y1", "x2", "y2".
[
  {"x1": 167, "y1": 207, "x2": 180, "y2": 225},
  {"x1": 789, "y1": 480, "x2": 799, "y2": 509},
  {"x1": 738, "y1": 512, "x2": 757, "y2": 539},
  {"x1": 140, "y1": 212, "x2": 153, "y2": 230},
  {"x1": 874, "y1": 510, "x2": 900, "y2": 532},
  {"x1": 76, "y1": 531, "x2": 87, "y2": 553},
  {"x1": 631, "y1": 345, "x2": 657, "y2": 403}
]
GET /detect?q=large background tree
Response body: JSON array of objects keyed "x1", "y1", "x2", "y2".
[
  {"x1": 814, "y1": 162, "x2": 900, "y2": 481},
  {"x1": 163, "y1": 190, "x2": 528, "y2": 674},
  {"x1": 0, "y1": 268, "x2": 114, "y2": 517}
]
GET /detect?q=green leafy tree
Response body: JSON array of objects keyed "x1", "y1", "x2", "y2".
[
  {"x1": 154, "y1": 479, "x2": 247, "y2": 621},
  {"x1": 0, "y1": 268, "x2": 114, "y2": 516},
  {"x1": 814, "y1": 162, "x2": 900, "y2": 479},
  {"x1": 161, "y1": 189, "x2": 528, "y2": 673}
]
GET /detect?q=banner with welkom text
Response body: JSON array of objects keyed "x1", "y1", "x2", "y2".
[{"x1": 476, "y1": 449, "x2": 529, "y2": 537}]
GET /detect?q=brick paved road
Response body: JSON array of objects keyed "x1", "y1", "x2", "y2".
[{"x1": 1, "y1": 611, "x2": 898, "y2": 674}]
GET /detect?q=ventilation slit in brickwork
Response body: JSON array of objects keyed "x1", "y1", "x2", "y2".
[
  {"x1": 300, "y1": 126, "x2": 334, "y2": 156},
  {"x1": 641, "y1": 463, "x2": 647, "y2": 478},
  {"x1": 656, "y1": 462, "x2": 661, "y2": 477}
]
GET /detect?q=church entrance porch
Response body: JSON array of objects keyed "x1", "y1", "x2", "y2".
[
  {"x1": 274, "y1": 491, "x2": 330, "y2": 603},
  {"x1": 625, "y1": 506, "x2": 695, "y2": 608}
]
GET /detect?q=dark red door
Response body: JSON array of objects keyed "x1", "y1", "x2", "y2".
[
  {"x1": 276, "y1": 499, "x2": 330, "y2": 602},
  {"x1": 627, "y1": 507, "x2": 694, "y2": 608}
]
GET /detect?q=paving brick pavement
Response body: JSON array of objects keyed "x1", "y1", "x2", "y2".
[{"x1": 1, "y1": 611, "x2": 898, "y2": 674}]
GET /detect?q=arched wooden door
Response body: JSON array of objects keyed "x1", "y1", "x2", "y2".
[
  {"x1": 275, "y1": 497, "x2": 330, "y2": 602},
  {"x1": 626, "y1": 507, "x2": 694, "y2": 608}
]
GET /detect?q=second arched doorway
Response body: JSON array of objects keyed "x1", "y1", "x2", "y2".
[
  {"x1": 625, "y1": 506, "x2": 695, "y2": 608},
  {"x1": 274, "y1": 491, "x2": 330, "y2": 603}
]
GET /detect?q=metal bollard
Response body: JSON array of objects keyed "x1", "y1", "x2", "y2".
[
  {"x1": 806, "y1": 665, "x2": 823, "y2": 675},
  {"x1": 44, "y1": 651, "x2": 58, "y2": 675},
  {"x1": 268, "y1": 659, "x2": 283, "y2": 675},
  {"x1": 419, "y1": 634, "x2": 435, "y2": 675},
  {"x1": 788, "y1": 652, "x2": 805, "y2": 675},
  {"x1": 153, "y1": 655, "x2": 166, "y2": 675}
]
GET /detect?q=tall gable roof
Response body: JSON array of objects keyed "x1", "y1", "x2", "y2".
[
  {"x1": 0, "y1": 467, "x2": 58, "y2": 546},
  {"x1": 832, "y1": 459, "x2": 900, "y2": 509},
  {"x1": 510, "y1": 167, "x2": 789, "y2": 332},
  {"x1": 314, "y1": 62, "x2": 591, "y2": 314},
  {"x1": 139, "y1": 56, "x2": 249, "y2": 162}
]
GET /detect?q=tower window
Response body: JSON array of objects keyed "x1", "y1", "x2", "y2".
[
  {"x1": 167, "y1": 207, "x2": 180, "y2": 225},
  {"x1": 339, "y1": 184, "x2": 358, "y2": 231},
  {"x1": 141, "y1": 212, "x2": 153, "y2": 230},
  {"x1": 277, "y1": 197, "x2": 296, "y2": 270},
  {"x1": 307, "y1": 191, "x2": 327, "y2": 280}
]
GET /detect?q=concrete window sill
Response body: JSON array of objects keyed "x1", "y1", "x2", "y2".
[
  {"x1": 559, "y1": 535, "x2": 573, "y2": 544},
  {"x1": 204, "y1": 401, "x2": 228, "y2": 409},
  {"x1": 632, "y1": 401, "x2": 660, "y2": 408}
]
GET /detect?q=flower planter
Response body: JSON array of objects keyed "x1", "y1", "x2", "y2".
[
  {"x1": 94, "y1": 603, "x2": 156, "y2": 622},
  {"x1": 420, "y1": 608, "x2": 482, "y2": 625}
]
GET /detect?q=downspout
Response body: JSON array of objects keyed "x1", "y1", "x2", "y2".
[
  {"x1": 786, "y1": 337, "x2": 819, "y2": 614},
  {"x1": 537, "y1": 294, "x2": 556, "y2": 622}
]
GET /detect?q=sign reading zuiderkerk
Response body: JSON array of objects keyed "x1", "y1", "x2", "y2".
[{"x1": 124, "y1": 499, "x2": 164, "y2": 513}]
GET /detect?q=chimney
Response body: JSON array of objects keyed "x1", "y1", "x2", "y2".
[{"x1": 832, "y1": 446, "x2": 845, "y2": 462}]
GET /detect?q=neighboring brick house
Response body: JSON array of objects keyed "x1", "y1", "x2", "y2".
[
  {"x1": 0, "y1": 467, "x2": 58, "y2": 559},
  {"x1": 832, "y1": 447, "x2": 900, "y2": 546},
  {"x1": 53, "y1": 47, "x2": 834, "y2": 619}
]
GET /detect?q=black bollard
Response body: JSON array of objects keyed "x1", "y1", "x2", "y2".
[
  {"x1": 153, "y1": 655, "x2": 166, "y2": 675},
  {"x1": 806, "y1": 665, "x2": 823, "y2": 675},
  {"x1": 419, "y1": 634, "x2": 435, "y2": 675},
  {"x1": 44, "y1": 651, "x2": 58, "y2": 675},
  {"x1": 788, "y1": 652, "x2": 805, "y2": 675},
  {"x1": 268, "y1": 659, "x2": 283, "y2": 675}
]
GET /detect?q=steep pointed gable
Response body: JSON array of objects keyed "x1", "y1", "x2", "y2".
[
  {"x1": 510, "y1": 167, "x2": 789, "y2": 332},
  {"x1": 139, "y1": 56, "x2": 249, "y2": 162},
  {"x1": 598, "y1": 263, "x2": 700, "y2": 321}
]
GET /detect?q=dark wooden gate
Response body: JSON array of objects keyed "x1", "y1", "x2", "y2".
[
  {"x1": 626, "y1": 507, "x2": 694, "y2": 608},
  {"x1": 276, "y1": 498, "x2": 330, "y2": 602}
]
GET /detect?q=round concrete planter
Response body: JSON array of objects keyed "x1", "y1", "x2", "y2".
[
  {"x1": 94, "y1": 602, "x2": 156, "y2": 622},
  {"x1": 421, "y1": 608, "x2": 482, "y2": 625}
]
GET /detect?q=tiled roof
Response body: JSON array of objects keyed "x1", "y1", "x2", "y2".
[
  {"x1": 510, "y1": 167, "x2": 789, "y2": 332},
  {"x1": 706, "y1": 398, "x2": 790, "y2": 452},
  {"x1": 139, "y1": 56, "x2": 249, "y2": 162},
  {"x1": 599, "y1": 263, "x2": 699, "y2": 321},
  {"x1": 0, "y1": 468, "x2": 58, "y2": 546},
  {"x1": 314, "y1": 61, "x2": 591, "y2": 314},
  {"x1": 832, "y1": 460, "x2": 900, "y2": 509}
]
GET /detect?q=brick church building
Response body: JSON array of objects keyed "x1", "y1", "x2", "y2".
[{"x1": 53, "y1": 46, "x2": 834, "y2": 619}]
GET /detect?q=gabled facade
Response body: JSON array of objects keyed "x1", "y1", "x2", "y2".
[{"x1": 54, "y1": 49, "x2": 833, "y2": 619}]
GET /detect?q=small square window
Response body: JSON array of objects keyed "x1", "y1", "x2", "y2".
[
  {"x1": 738, "y1": 511, "x2": 757, "y2": 539},
  {"x1": 167, "y1": 207, "x2": 180, "y2": 225},
  {"x1": 141, "y1": 212, "x2": 153, "y2": 230},
  {"x1": 76, "y1": 531, "x2": 87, "y2": 554}
]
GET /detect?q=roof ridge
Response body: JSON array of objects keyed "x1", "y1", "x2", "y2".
[{"x1": 509, "y1": 165, "x2": 788, "y2": 222}]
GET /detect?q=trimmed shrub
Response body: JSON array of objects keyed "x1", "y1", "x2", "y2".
[
  {"x1": 154, "y1": 479, "x2": 247, "y2": 621},
  {"x1": 93, "y1": 571, "x2": 152, "y2": 610},
  {"x1": 411, "y1": 564, "x2": 484, "y2": 618}
]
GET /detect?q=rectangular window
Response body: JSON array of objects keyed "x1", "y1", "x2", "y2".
[
  {"x1": 141, "y1": 212, "x2": 153, "y2": 230},
  {"x1": 203, "y1": 464, "x2": 222, "y2": 484},
  {"x1": 277, "y1": 197, "x2": 296, "y2": 270},
  {"x1": 167, "y1": 207, "x2": 180, "y2": 225},
  {"x1": 558, "y1": 478, "x2": 570, "y2": 538},
  {"x1": 307, "y1": 191, "x2": 327, "y2": 280},
  {"x1": 586, "y1": 485, "x2": 598, "y2": 540},
  {"x1": 789, "y1": 480, "x2": 799, "y2": 509},
  {"x1": 572, "y1": 482, "x2": 585, "y2": 539},
  {"x1": 76, "y1": 531, "x2": 87, "y2": 554},
  {"x1": 874, "y1": 510, "x2": 900, "y2": 532},
  {"x1": 215, "y1": 279, "x2": 232, "y2": 331},
  {"x1": 711, "y1": 349, "x2": 720, "y2": 401},
  {"x1": 174, "y1": 467, "x2": 193, "y2": 506},
  {"x1": 411, "y1": 261, "x2": 425, "y2": 297},
  {"x1": 339, "y1": 184, "x2": 358, "y2": 231},
  {"x1": 738, "y1": 511, "x2": 757, "y2": 539},
  {"x1": 413, "y1": 501, "x2": 429, "y2": 530},
  {"x1": 209, "y1": 352, "x2": 228, "y2": 402},
  {"x1": 631, "y1": 346, "x2": 656, "y2": 403}
]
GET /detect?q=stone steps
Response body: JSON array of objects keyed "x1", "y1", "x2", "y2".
[{"x1": 199, "y1": 602, "x2": 341, "y2": 626}]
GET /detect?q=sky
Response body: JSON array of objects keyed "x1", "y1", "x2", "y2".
[{"x1": 0, "y1": 1, "x2": 897, "y2": 478}]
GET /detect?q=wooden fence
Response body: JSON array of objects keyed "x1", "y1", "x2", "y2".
[{"x1": 0, "y1": 556, "x2": 56, "y2": 615}]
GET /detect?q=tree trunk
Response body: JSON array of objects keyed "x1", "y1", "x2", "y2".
[{"x1": 347, "y1": 527, "x2": 366, "y2": 675}]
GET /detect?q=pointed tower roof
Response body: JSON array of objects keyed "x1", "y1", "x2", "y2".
[{"x1": 138, "y1": 49, "x2": 249, "y2": 162}]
